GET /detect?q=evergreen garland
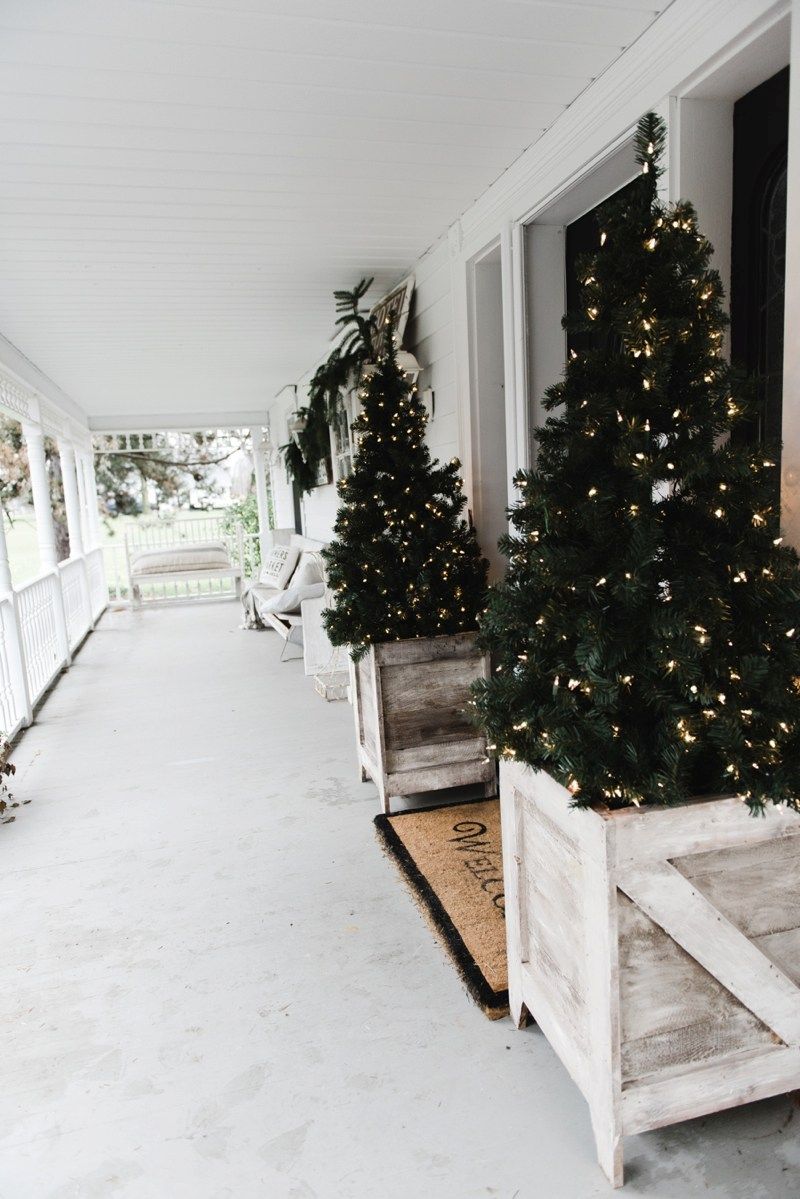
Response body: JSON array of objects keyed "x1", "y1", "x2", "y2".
[
  {"x1": 281, "y1": 279, "x2": 376, "y2": 494},
  {"x1": 474, "y1": 112, "x2": 800, "y2": 814},
  {"x1": 282, "y1": 406, "x2": 332, "y2": 495},
  {"x1": 323, "y1": 332, "x2": 488, "y2": 659}
]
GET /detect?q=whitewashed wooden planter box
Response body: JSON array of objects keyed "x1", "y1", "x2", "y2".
[
  {"x1": 349, "y1": 632, "x2": 496, "y2": 813},
  {"x1": 500, "y1": 758, "x2": 800, "y2": 1188}
]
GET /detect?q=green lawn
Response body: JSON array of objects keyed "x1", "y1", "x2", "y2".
[
  {"x1": 3, "y1": 508, "x2": 228, "y2": 592},
  {"x1": 3, "y1": 510, "x2": 40, "y2": 585}
]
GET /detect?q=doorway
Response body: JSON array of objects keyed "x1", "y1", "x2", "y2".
[
  {"x1": 731, "y1": 66, "x2": 790, "y2": 454},
  {"x1": 468, "y1": 244, "x2": 508, "y2": 582}
]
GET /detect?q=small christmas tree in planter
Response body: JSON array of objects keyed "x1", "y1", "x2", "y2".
[
  {"x1": 475, "y1": 114, "x2": 800, "y2": 1187},
  {"x1": 323, "y1": 333, "x2": 491, "y2": 813}
]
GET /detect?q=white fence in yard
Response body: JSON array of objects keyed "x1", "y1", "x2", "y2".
[
  {"x1": 125, "y1": 515, "x2": 230, "y2": 549},
  {"x1": 105, "y1": 516, "x2": 259, "y2": 604},
  {"x1": 87, "y1": 546, "x2": 108, "y2": 621},
  {"x1": 0, "y1": 547, "x2": 109, "y2": 740}
]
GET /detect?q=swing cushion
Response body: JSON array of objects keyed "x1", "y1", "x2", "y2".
[{"x1": 130, "y1": 541, "x2": 231, "y2": 576}]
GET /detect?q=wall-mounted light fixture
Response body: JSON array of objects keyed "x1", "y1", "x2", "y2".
[{"x1": 396, "y1": 350, "x2": 422, "y2": 384}]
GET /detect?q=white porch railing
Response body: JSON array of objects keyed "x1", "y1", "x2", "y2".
[
  {"x1": 0, "y1": 595, "x2": 26, "y2": 737},
  {"x1": 0, "y1": 547, "x2": 109, "y2": 740},
  {"x1": 0, "y1": 516, "x2": 265, "y2": 740},
  {"x1": 59, "y1": 557, "x2": 92, "y2": 652},
  {"x1": 18, "y1": 570, "x2": 66, "y2": 704}
]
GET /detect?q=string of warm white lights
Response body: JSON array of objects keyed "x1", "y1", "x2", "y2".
[
  {"x1": 322, "y1": 330, "x2": 488, "y2": 661},
  {"x1": 472, "y1": 111, "x2": 800, "y2": 815}
]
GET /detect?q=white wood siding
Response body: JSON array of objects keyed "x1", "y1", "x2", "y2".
[
  {"x1": 405, "y1": 238, "x2": 461, "y2": 466},
  {"x1": 267, "y1": 0, "x2": 794, "y2": 554},
  {"x1": 271, "y1": 235, "x2": 461, "y2": 545}
]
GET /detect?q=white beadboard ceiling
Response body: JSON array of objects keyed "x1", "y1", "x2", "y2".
[{"x1": 0, "y1": 0, "x2": 670, "y2": 427}]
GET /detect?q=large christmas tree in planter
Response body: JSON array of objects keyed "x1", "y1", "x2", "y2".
[
  {"x1": 479, "y1": 115, "x2": 800, "y2": 1187},
  {"x1": 323, "y1": 334, "x2": 492, "y2": 812}
]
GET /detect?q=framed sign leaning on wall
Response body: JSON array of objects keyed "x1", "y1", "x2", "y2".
[{"x1": 371, "y1": 275, "x2": 414, "y2": 359}]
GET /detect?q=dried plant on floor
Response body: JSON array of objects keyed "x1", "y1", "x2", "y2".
[{"x1": 1, "y1": 735, "x2": 16, "y2": 822}]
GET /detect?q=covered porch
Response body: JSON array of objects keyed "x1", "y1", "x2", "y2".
[
  {"x1": 2, "y1": 0, "x2": 800, "y2": 1192},
  {"x1": 2, "y1": 600, "x2": 796, "y2": 1197}
]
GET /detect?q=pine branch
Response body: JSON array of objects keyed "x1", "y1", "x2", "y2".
[
  {"x1": 473, "y1": 109, "x2": 800, "y2": 814},
  {"x1": 322, "y1": 326, "x2": 488, "y2": 658},
  {"x1": 633, "y1": 111, "x2": 667, "y2": 178}
]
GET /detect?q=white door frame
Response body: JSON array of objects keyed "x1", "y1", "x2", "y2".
[{"x1": 448, "y1": 0, "x2": 790, "y2": 499}]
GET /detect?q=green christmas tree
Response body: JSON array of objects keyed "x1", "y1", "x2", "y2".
[
  {"x1": 323, "y1": 334, "x2": 488, "y2": 660},
  {"x1": 474, "y1": 112, "x2": 800, "y2": 814}
]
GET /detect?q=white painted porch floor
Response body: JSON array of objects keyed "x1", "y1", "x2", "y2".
[{"x1": 2, "y1": 602, "x2": 799, "y2": 1199}]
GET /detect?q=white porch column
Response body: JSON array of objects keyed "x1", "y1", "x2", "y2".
[
  {"x1": 86, "y1": 453, "x2": 102, "y2": 549},
  {"x1": 58, "y1": 440, "x2": 84, "y2": 558},
  {"x1": 22, "y1": 422, "x2": 58, "y2": 572},
  {"x1": 249, "y1": 426, "x2": 272, "y2": 563},
  {"x1": 74, "y1": 450, "x2": 90, "y2": 548},
  {"x1": 21, "y1": 421, "x2": 70, "y2": 668},
  {"x1": 76, "y1": 450, "x2": 101, "y2": 550}
]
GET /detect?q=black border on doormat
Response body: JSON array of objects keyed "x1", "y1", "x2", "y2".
[{"x1": 374, "y1": 806, "x2": 510, "y2": 1019}]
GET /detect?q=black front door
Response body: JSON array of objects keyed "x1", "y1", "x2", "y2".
[
  {"x1": 731, "y1": 66, "x2": 790, "y2": 453},
  {"x1": 565, "y1": 178, "x2": 639, "y2": 360}
]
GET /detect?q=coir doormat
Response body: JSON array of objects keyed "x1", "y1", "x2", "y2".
[{"x1": 374, "y1": 799, "x2": 508, "y2": 1019}]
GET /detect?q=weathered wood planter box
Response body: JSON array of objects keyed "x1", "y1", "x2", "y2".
[
  {"x1": 500, "y1": 759, "x2": 800, "y2": 1188},
  {"x1": 349, "y1": 632, "x2": 496, "y2": 813}
]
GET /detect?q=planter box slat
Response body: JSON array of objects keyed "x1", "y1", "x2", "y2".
[
  {"x1": 381, "y1": 658, "x2": 477, "y2": 748},
  {"x1": 501, "y1": 758, "x2": 800, "y2": 1188},
  {"x1": 619, "y1": 860, "x2": 800, "y2": 1046},
  {"x1": 611, "y1": 795, "x2": 800, "y2": 864},
  {"x1": 385, "y1": 760, "x2": 495, "y2": 798},
  {"x1": 675, "y1": 839, "x2": 800, "y2": 936},
  {"x1": 355, "y1": 655, "x2": 382, "y2": 765},
  {"x1": 350, "y1": 631, "x2": 495, "y2": 812},
  {"x1": 621, "y1": 1045, "x2": 800, "y2": 1134},
  {"x1": 386, "y1": 740, "x2": 484, "y2": 773},
  {"x1": 620, "y1": 1013, "x2": 773, "y2": 1084},
  {"x1": 617, "y1": 893, "x2": 775, "y2": 1071},
  {"x1": 760, "y1": 928, "x2": 800, "y2": 982},
  {"x1": 374, "y1": 632, "x2": 481, "y2": 666}
]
